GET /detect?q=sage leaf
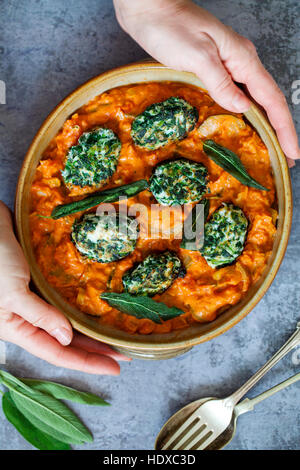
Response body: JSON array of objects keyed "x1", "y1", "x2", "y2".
[
  {"x1": 1, "y1": 374, "x2": 93, "y2": 444},
  {"x1": 101, "y1": 292, "x2": 184, "y2": 324},
  {"x1": 51, "y1": 179, "x2": 149, "y2": 219},
  {"x1": 203, "y1": 140, "x2": 268, "y2": 191},
  {"x1": 9, "y1": 391, "x2": 85, "y2": 445},
  {"x1": 0, "y1": 370, "x2": 34, "y2": 393},
  {"x1": 21, "y1": 379, "x2": 109, "y2": 406},
  {"x1": 2, "y1": 392, "x2": 70, "y2": 450},
  {"x1": 180, "y1": 198, "x2": 210, "y2": 250}
]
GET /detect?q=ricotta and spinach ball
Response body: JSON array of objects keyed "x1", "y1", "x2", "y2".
[
  {"x1": 62, "y1": 127, "x2": 121, "y2": 188},
  {"x1": 131, "y1": 97, "x2": 198, "y2": 150},
  {"x1": 122, "y1": 251, "x2": 184, "y2": 296},
  {"x1": 149, "y1": 159, "x2": 208, "y2": 205},
  {"x1": 200, "y1": 204, "x2": 248, "y2": 268},
  {"x1": 71, "y1": 213, "x2": 138, "y2": 263}
]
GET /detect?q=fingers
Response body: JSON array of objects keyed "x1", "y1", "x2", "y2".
[
  {"x1": 1, "y1": 314, "x2": 120, "y2": 375},
  {"x1": 114, "y1": 0, "x2": 299, "y2": 163},
  {"x1": 0, "y1": 201, "x2": 73, "y2": 346},
  {"x1": 243, "y1": 59, "x2": 300, "y2": 160},
  {"x1": 0, "y1": 201, "x2": 73, "y2": 345},
  {"x1": 190, "y1": 38, "x2": 251, "y2": 113},
  {"x1": 223, "y1": 35, "x2": 300, "y2": 161},
  {"x1": 9, "y1": 289, "x2": 73, "y2": 346},
  {"x1": 71, "y1": 333, "x2": 131, "y2": 362}
]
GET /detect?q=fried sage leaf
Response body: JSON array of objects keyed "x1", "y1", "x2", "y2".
[
  {"x1": 203, "y1": 140, "x2": 268, "y2": 191},
  {"x1": 180, "y1": 198, "x2": 210, "y2": 250},
  {"x1": 21, "y1": 379, "x2": 109, "y2": 406},
  {"x1": 131, "y1": 97, "x2": 198, "y2": 150},
  {"x1": 200, "y1": 203, "x2": 248, "y2": 268},
  {"x1": 150, "y1": 159, "x2": 208, "y2": 205},
  {"x1": 101, "y1": 292, "x2": 184, "y2": 324},
  {"x1": 2, "y1": 392, "x2": 71, "y2": 450},
  {"x1": 62, "y1": 127, "x2": 121, "y2": 188},
  {"x1": 72, "y1": 213, "x2": 138, "y2": 263},
  {"x1": 122, "y1": 251, "x2": 184, "y2": 296},
  {"x1": 51, "y1": 179, "x2": 148, "y2": 219}
]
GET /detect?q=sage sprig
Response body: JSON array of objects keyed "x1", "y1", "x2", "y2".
[
  {"x1": 0, "y1": 369, "x2": 109, "y2": 450},
  {"x1": 203, "y1": 140, "x2": 268, "y2": 191},
  {"x1": 101, "y1": 292, "x2": 184, "y2": 324},
  {"x1": 50, "y1": 179, "x2": 149, "y2": 219},
  {"x1": 180, "y1": 198, "x2": 210, "y2": 250}
]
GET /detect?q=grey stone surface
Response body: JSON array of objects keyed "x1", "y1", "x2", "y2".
[{"x1": 0, "y1": 0, "x2": 299, "y2": 451}]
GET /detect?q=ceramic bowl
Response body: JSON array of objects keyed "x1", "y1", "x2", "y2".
[{"x1": 15, "y1": 61, "x2": 292, "y2": 360}]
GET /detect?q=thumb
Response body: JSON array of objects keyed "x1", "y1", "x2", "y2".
[
  {"x1": 191, "y1": 40, "x2": 251, "y2": 113},
  {"x1": 10, "y1": 288, "x2": 73, "y2": 346}
]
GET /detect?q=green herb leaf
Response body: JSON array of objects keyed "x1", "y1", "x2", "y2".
[
  {"x1": 0, "y1": 370, "x2": 33, "y2": 393},
  {"x1": 180, "y1": 198, "x2": 210, "y2": 250},
  {"x1": 101, "y1": 292, "x2": 184, "y2": 324},
  {"x1": 0, "y1": 371, "x2": 93, "y2": 444},
  {"x1": 2, "y1": 391, "x2": 70, "y2": 450},
  {"x1": 51, "y1": 179, "x2": 149, "y2": 219},
  {"x1": 21, "y1": 379, "x2": 109, "y2": 406},
  {"x1": 203, "y1": 140, "x2": 268, "y2": 191},
  {"x1": 9, "y1": 391, "x2": 85, "y2": 445}
]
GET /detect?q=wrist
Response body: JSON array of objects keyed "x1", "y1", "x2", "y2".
[{"x1": 113, "y1": 0, "x2": 189, "y2": 34}]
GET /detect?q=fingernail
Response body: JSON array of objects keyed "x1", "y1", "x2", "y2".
[
  {"x1": 51, "y1": 327, "x2": 72, "y2": 345},
  {"x1": 288, "y1": 159, "x2": 295, "y2": 168},
  {"x1": 113, "y1": 356, "x2": 132, "y2": 362},
  {"x1": 119, "y1": 356, "x2": 132, "y2": 362},
  {"x1": 112, "y1": 352, "x2": 132, "y2": 362},
  {"x1": 288, "y1": 151, "x2": 300, "y2": 161},
  {"x1": 232, "y1": 93, "x2": 251, "y2": 113}
]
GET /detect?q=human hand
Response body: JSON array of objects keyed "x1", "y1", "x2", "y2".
[
  {"x1": 114, "y1": 0, "x2": 300, "y2": 166},
  {"x1": 0, "y1": 202, "x2": 129, "y2": 374}
]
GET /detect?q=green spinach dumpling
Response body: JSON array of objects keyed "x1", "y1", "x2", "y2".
[
  {"x1": 122, "y1": 251, "x2": 184, "y2": 296},
  {"x1": 62, "y1": 127, "x2": 121, "y2": 188},
  {"x1": 150, "y1": 159, "x2": 208, "y2": 205},
  {"x1": 200, "y1": 204, "x2": 248, "y2": 268},
  {"x1": 72, "y1": 213, "x2": 138, "y2": 263},
  {"x1": 131, "y1": 97, "x2": 198, "y2": 150}
]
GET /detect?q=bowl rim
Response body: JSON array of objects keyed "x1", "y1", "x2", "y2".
[{"x1": 15, "y1": 60, "x2": 293, "y2": 351}]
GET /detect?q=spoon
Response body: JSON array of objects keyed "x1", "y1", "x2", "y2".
[
  {"x1": 156, "y1": 372, "x2": 300, "y2": 450},
  {"x1": 155, "y1": 321, "x2": 300, "y2": 450}
]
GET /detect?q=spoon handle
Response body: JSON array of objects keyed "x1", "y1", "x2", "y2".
[
  {"x1": 225, "y1": 322, "x2": 300, "y2": 407},
  {"x1": 235, "y1": 372, "x2": 300, "y2": 416}
]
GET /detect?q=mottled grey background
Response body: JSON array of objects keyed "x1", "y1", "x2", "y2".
[{"x1": 0, "y1": 0, "x2": 299, "y2": 451}]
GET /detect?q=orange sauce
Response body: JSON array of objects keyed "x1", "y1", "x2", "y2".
[{"x1": 29, "y1": 82, "x2": 277, "y2": 334}]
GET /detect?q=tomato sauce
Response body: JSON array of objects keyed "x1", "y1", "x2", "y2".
[{"x1": 29, "y1": 82, "x2": 276, "y2": 334}]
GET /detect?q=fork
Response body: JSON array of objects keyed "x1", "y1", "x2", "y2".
[{"x1": 162, "y1": 321, "x2": 300, "y2": 450}]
